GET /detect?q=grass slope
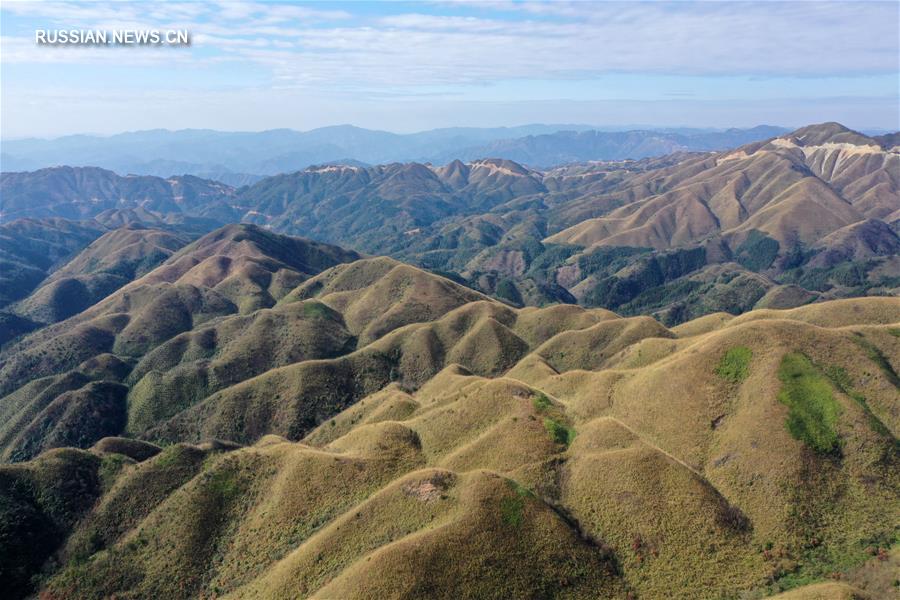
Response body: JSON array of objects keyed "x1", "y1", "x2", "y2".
[{"x1": 0, "y1": 235, "x2": 897, "y2": 600}]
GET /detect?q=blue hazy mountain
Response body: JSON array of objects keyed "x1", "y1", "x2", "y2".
[{"x1": 1, "y1": 124, "x2": 788, "y2": 181}]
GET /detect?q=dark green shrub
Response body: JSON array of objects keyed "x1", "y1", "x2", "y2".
[
  {"x1": 495, "y1": 278, "x2": 523, "y2": 305},
  {"x1": 532, "y1": 393, "x2": 552, "y2": 412},
  {"x1": 543, "y1": 418, "x2": 576, "y2": 447},
  {"x1": 735, "y1": 230, "x2": 779, "y2": 271}
]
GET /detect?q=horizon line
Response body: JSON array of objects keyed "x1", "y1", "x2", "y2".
[{"x1": 7, "y1": 121, "x2": 892, "y2": 143}]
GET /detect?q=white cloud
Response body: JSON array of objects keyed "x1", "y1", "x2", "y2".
[
  {"x1": 1, "y1": 1, "x2": 897, "y2": 135},
  {"x1": 3, "y1": 1, "x2": 897, "y2": 83}
]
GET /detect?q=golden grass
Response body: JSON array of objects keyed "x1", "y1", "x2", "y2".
[
  {"x1": 3, "y1": 286, "x2": 898, "y2": 599},
  {"x1": 766, "y1": 581, "x2": 871, "y2": 599},
  {"x1": 562, "y1": 418, "x2": 766, "y2": 599},
  {"x1": 670, "y1": 311, "x2": 734, "y2": 337},
  {"x1": 533, "y1": 315, "x2": 674, "y2": 372},
  {"x1": 304, "y1": 471, "x2": 628, "y2": 600},
  {"x1": 544, "y1": 135, "x2": 892, "y2": 253}
]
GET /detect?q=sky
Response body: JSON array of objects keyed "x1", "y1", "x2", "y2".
[{"x1": 1, "y1": 0, "x2": 898, "y2": 139}]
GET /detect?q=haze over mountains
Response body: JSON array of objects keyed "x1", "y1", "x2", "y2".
[
  {"x1": 0, "y1": 121, "x2": 897, "y2": 599},
  {"x1": 1, "y1": 124, "x2": 789, "y2": 184}
]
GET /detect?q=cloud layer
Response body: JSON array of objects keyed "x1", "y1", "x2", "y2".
[{"x1": 1, "y1": 1, "x2": 898, "y2": 136}]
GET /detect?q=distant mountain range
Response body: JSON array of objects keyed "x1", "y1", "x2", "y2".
[
  {"x1": 432, "y1": 125, "x2": 790, "y2": 166},
  {"x1": 1, "y1": 124, "x2": 789, "y2": 184},
  {"x1": 2, "y1": 122, "x2": 897, "y2": 328}
]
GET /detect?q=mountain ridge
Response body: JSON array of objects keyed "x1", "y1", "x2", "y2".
[{"x1": 2, "y1": 122, "x2": 897, "y2": 327}]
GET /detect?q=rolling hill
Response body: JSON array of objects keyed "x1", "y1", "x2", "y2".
[
  {"x1": 0, "y1": 217, "x2": 105, "y2": 307},
  {"x1": 0, "y1": 218, "x2": 111, "y2": 345},
  {"x1": 12, "y1": 225, "x2": 191, "y2": 325},
  {"x1": 545, "y1": 123, "x2": 898, "y2": 249},
  {"x1": 0, "y1": 223, "x2": 895, "y2": 598}
]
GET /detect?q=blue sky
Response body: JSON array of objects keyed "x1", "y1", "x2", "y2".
[{"x1": 1, "y1": 0, "x2": 898, "y2": 138}]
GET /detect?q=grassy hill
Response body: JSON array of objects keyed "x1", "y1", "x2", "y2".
[
  {"x1": 0, "y1": 222, "x2": 896, "y2": 598},
  {"x1": 0, "y1": 166, "x2": 237, "y2": 222},
  {"x1": 0, "y1": 218, "x2": 105, "y2": 308},
  {"x1": 0, "y1": 218, "x2": 112, "y2": 346},
  {"x1": 12, "y1": 225, "x2": 191, "y2": 325},
  {"x1": 0, "y1": 225, "x2": 362, "y2": 457}
]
